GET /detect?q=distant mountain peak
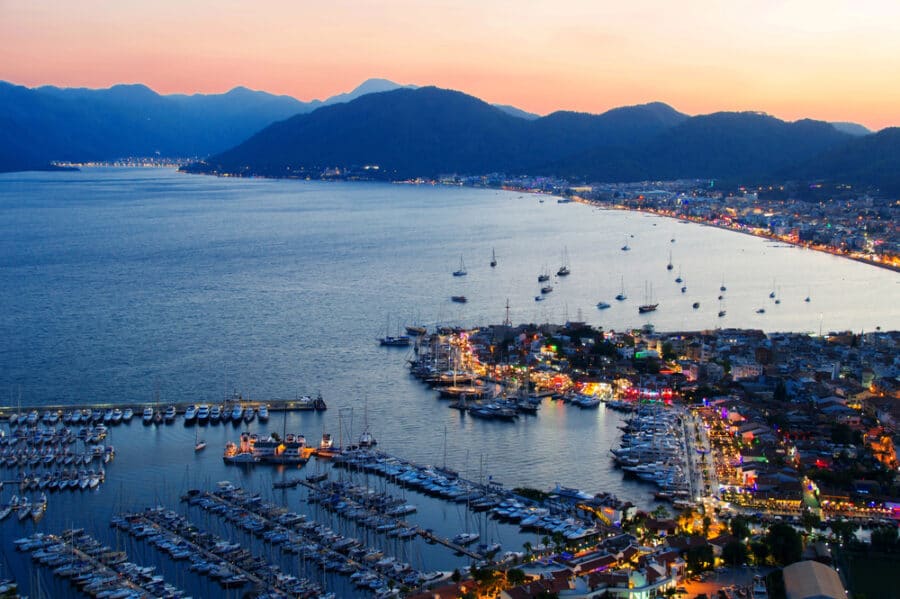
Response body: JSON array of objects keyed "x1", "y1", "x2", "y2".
[
  {"x1": 316, "y1": 78, "x2": 417, "y2": 107},
  {"x1": 830, "y1": 121, "x2": 872, "y2": 137}
]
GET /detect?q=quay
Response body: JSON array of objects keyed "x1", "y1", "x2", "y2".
[
  {"x1": 416, "y1": 528, "x2": 482, "y2": 560},
  {"x1": 0, "y1": 395, "x2": 327, "y2": 419}
]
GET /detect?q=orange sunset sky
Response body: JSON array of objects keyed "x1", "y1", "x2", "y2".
[{"x1": 2, "y1": 0, "x2": 899, "y2": 130}]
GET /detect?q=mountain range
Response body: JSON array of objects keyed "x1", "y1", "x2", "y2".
[
  {"x1": 187, "y1": 85, "x2": 898, "y2": 193},
  {"x1": 2, "y1": 78, "x2": 897, "y2": 193},
  {"x1": 0, "y1": 78, "x2": 420, "y2": 172}
]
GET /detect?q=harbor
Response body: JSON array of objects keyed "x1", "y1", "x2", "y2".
[{"x1": 0, "y1": 390, "x2": 660, "y2": 598}]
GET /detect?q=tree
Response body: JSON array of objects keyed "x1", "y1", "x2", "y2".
[
  {"x1": 451, "y1": 568, "x2": 461, "y2": 584},
  {"x1": 661, "y1": 341, "x2": 676, "y2": 362},
  {"x1": 829, "y1": 519, "x2": 857, "y2": 546},
  {"x1": 652, "y1": 505, "x2": 671, "y2": 519},
  {"x1": 507, "y1": 568, "x2": 527, "y2": 587},
  {"x1": 751, "y1": 541, "x2": 769, "y2": 566},
  {"x1": 730, "y1": 516, "x2": 750, "y2": 540},
  {"x1": 722, "y1": 540, "x2": 749, "y2": 566},
  {"x1": 765, "y1": 523, "x2": 802, "y2": 565},
  {"x1": 800, "y1": 510, "x2": 821, "y2": 532},
  {"x1": 686, "y1": 545, "x2": 714, "y2": 572},
  {"x1": 523, "y1": 541, "x2": 533, "y2": 558},
  {"x1": 551, "y1": 531, "x2": 566, "y2": 553},
  {"x1": 871, "y1": 525, "x2": 899, "y2": 551}
]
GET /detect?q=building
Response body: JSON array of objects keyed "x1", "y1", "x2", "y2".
[{"x1": 783, "y1": 560, "x2": 846, "y2": 599}]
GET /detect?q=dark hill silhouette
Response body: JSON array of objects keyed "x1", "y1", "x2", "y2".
[
  {"x1": 189, "y1": 87, "x2": 861, "y2": 186},
  {"x1": 189, "y1": 87, "x2": 688, "y2": 177},
  {"x1": 788, "y1": 127, "x2": 900, "y2": 194}
]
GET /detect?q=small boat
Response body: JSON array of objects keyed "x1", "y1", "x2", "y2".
[
  {"x1": 490, "y1": 248, "x2": 497, "y2": 268},
  {"x1": 756, "y1": 308, "x2": 766, "y2": 314},
  {"x1": 273, "y1": 478, "x2": 301, "y2": 489},
  {"x1": 17, "y1": 498, "x2": 31, "y2": 521},
  {"x1": 31, "y1": 495, "x2": 47, "y2": 522},
  {"x1": 540, "y1": 285, "x2": 553, "y2": 294},
  {"x1": 805, "y1": 295, "x2": 811, "y2": 302},
  {"x1": 209, "y1": 404, "x2": 221, "y2": 423},
  {"x1": 720, "y1": 278, "x2": 727, "y2": 292},
  {"x1": 243, "y1": 407, "x2": 255, "y2": 423},
  {"x1": 718, "y1": 310, "x2": 726, "y2": 317},
  {"x1": 534, "y1": 296, "x2": 544, "y2": 302},
  {"x1": 405, "y1": 325, "x2": 427, "y2": 336},
  {"x1": 451, "y1": 296, "x2": 467, "y2": 303},
  {"x1": 195, "y1": 440, "x2": 207, "y2": 452},
  {"x1": 183, "y1": 405, "x2": 198, "y2": 425},
  {"x1": 196, "y1": 404, "x2": 210, "y2": 424},
  {"x1": 666, "y1": 250, "x2": 673, "y2": 270},
  {"x1": 122, "y1": 408, "x2": 133, "y2": 422},
  {"x1": 142, "y1": 407, "x2": 153, "y2": 425},
  {"x1": 681, "y1": 286, "x2": 687, "y2": 293},
  {"x1": 164, "y1": 405, "x2": 176, "y2": 423},
  {"x1": 230, "y1": 404, "x2": 244, "y2": 422},
  {"x1": 692, "y1": 302, "x2": 700, "y2": 309},
  {"x1": 452, "y1": 255, "x2": 467, "y2": 277},
  {"x1": 380, "y1": 336, "x2": 411, "y2": 347},
  {"x1": 596, "y1": 302, "x2": 610, "y2": 310},
  {"x1": 257, "y1": 404, "x2": 269, "y2": 422},
  {"x1": 537, "y1": 270, "x2": 550, "y2": 282}
]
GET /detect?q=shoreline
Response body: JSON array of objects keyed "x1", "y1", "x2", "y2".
[{"x1": 552, "y1": 193, "x2": 900, "y2": 275}]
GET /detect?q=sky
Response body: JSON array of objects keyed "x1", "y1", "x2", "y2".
[{"x1": 2, "y1": 0, "x2": 899, "y2": 130}]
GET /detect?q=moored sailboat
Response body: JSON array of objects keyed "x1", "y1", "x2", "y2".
[
  {"x1": 638, "y1": 282, "x2": 658, "y2": 313},
  {"x1": 556, "y1": 247, "x2": 571, "y2": 276},
  {"x1": 452, "y1": 255, "x2": 467, "y2": 277}
]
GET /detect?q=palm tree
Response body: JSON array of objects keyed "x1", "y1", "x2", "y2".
[
  {"x1": 551, "y1": 531, "x2": 566, "y2": 554},
  {"x1": 523, "y1": 541, "x2": 533, "y2": 559}
]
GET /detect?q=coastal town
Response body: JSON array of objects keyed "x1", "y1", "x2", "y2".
[{"x1": 398, "y1": 321, "x2": 900, "y2": 598}]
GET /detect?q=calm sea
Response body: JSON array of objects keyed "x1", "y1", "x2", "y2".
[{"x1": 0, "y1": 167, "x2": 897, "y2": 596}]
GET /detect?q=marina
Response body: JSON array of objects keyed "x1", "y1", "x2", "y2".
[{"x1": 1, "y1": 169, "x2": 898, "y2": 597}]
